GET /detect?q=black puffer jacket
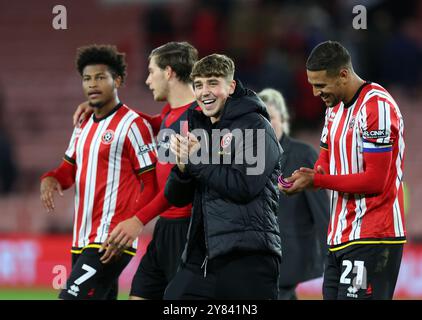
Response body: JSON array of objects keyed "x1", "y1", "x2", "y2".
[{"x1": 165, "y1": 80, "x2": 282, "y2": 260}]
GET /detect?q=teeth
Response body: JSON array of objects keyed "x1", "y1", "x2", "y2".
[{"x1": 202, "y1": 99, "x2": 215, "y2": 105}]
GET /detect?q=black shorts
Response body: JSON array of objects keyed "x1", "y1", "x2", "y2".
[
  {"x1": 130, "y1": 216, "x2": 190, "y2": 299},
  {"x1": 59, "y1": 248, "x2": 132, "y2": 300},
  {"x1": 323, "y1": 243, "x2": 403, "y2": 300},
  {"x1": 163, "y1": 251, "x2": 280, "y2": 300}
]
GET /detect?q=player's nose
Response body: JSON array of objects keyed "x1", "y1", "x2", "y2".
[{"x1": 312, "y1": 87, "x2": 320, "y2": 97}]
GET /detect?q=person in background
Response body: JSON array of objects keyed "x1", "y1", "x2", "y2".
[{"x1": 258, "y1": 88, "x2": 329, "y2": 300}]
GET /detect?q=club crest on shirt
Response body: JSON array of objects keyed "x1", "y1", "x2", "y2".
[
  {"x1": 101, "y1": 129, "x2": 115, "y2": 145},
  {"x1": 221, "y1": 132, "x2": 233, "y2": 149}
]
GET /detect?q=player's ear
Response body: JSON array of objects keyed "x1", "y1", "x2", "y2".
[
  {"x1": 339, "y1": 68, "x2": 349, "y2": 84},
  {"x1": 114, "y1": 76, "x2": 122, "y2": 89},
  {"x1": 228, "y1": 79, "x2": 236, "y2": 95},
  {"x1": 164, "y1": 65, "x2": 173, "y2": 80}
]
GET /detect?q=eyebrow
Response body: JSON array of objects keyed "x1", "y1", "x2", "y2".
[
  {"x1": 193, "y1": 77, "x2": 220, "y2": 85},
  {"x1": 308, "y1": 79, "x2": 325, "y2": 86},
  {"x1": 83, "y1": 72, "x2": 107, "y2": 77}
]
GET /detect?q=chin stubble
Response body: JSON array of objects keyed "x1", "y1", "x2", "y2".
[{"x1": 89, "y1": 101, "x2": 105, "y2": 109}]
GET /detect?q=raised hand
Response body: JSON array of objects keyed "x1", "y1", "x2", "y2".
[{"x1": 279, "y1": 167, "x2": 316, "y2": 195}]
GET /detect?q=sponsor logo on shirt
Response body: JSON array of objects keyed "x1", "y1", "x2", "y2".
[
  {"x1": 138, "y1": 142, "x2": 156, "y2": 155},
  {"x1": 363, "y1": 129, "x2": 388, "y2": 139}
]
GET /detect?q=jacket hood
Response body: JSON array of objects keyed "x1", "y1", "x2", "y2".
[{"x1": 219, "y1": 79, "x2": 270, "y2": 122}]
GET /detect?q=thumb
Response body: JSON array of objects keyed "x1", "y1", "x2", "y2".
[
  {"x1": 317, "y1": 165, "x2": 326, "y2": 174},
  {"x1": 56, "y1": 183, "x2": 64, "y2": 196},
  {"x1": 73, "y1": 110, "x2": 81, "y2": 127},
  {"x1": 187, "y1": 132, "x2": 198, "y2": 142},
  {"x1": 99, "y1": 240, "x2": 108, "y2": 253}
]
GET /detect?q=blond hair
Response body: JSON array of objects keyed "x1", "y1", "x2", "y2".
[{"x1": 258, "y1": 88, "x2": 290, "y2": 135}]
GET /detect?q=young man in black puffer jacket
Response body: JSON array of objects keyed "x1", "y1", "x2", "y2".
[{"x1": 164, "y1": 53, "x2": 283, "y2": 300}]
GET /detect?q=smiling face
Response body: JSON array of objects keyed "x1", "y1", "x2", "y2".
[
  {"x1": 82, "y1": 64, "x2": 120, "y2": 109},
  {"x1": 145, "y1": 55, "x2": 169, "y2": 102},
  {"x1": 193, "y1": 76, "x2": 236, "y2": 123},
  {"x1": 306, "y1": 69, "x2": 347, "y2": 108}
]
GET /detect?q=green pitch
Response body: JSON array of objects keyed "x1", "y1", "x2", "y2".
[{"x1": 0, "y1": 288, "x2": 130, "y2": 300}]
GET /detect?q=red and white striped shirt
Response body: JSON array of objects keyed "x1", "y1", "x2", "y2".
[
  {"x1": 58, "y1": 104, "x2": 156, "y2": 252},
  {"x1": 317, "y1": 82, "x2": 406, "y2": 248}
]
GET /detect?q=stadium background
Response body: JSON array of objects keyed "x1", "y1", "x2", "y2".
[{"x1": 0, "y1": 0, "x2": 421, "y2": 299}]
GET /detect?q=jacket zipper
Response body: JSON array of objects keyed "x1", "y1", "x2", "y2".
[{"x1": 201, "y1": 193, "x2": 209, "y2": 278}]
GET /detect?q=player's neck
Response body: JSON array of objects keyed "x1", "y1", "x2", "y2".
[
  {"x1": 93, "y1": 96, "x2": 120, "y2": 119},
  {"x1": 167, "y1": 82, "x2": 195, "y2": 109},
  {"x1": 344, "y1": 75, "x2": 365, "y2": 105}
]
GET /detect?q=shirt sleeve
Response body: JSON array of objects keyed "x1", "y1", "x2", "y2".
[
  {"x1": 312, "y1": 95, "x2": 399, "y2": 195},
  {"x1": 314, "y1": 147, "x2": 329, "y2": 174},
  {"x1": 359, "y1": 96, "x2": 398, "y2": 152},
  {"x1": 126, "y1": 117, "x2": 157, "y2": 175},
  {"x1": 135, "y1": 111, "x2": 162, "y2": 135},
  {"x1": 314, "y1": 151, "x2": 391, "y2": 194},
  {"x1": 64, "y1": 126, "x2": 79, "y2": 165}
]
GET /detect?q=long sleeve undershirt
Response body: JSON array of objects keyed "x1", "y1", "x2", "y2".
[{"x1": 313, "y1": 148, "x2": 392, "y2": 194}]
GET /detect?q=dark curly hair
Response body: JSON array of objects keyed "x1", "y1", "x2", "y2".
[{"x1": 76, "y1": 44, "x2": 127, "y2": 83}]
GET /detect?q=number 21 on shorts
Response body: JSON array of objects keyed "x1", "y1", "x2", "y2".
[{"x1": 340, "y1": 260, "x2": 367, "y2": 288}]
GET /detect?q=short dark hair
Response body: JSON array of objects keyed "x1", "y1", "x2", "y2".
[
  {"x1": 190, "y1": 54, "x2": 235, "y2": 81},
  {"x1": 76, "y1": 44, "x2": 127, "y2": 83},
  {"x1": 306, "y1": 41, "x2": 352, "y2": 76},
  {"x1": 149, "y1": 42, "x2": 198, "y2": 83}
]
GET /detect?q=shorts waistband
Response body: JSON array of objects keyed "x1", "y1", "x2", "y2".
[{"x1": 158, "y1": 216, "x2": 191, "y2": 224}]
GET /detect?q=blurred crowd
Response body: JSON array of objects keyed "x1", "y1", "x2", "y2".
[{"x1": 141, "y1": 0, "x2": 422, "y2": 131}]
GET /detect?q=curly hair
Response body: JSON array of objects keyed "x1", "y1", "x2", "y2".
[{"x1": 76, "y1": 44, "x2": 127, "y2": 83}]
